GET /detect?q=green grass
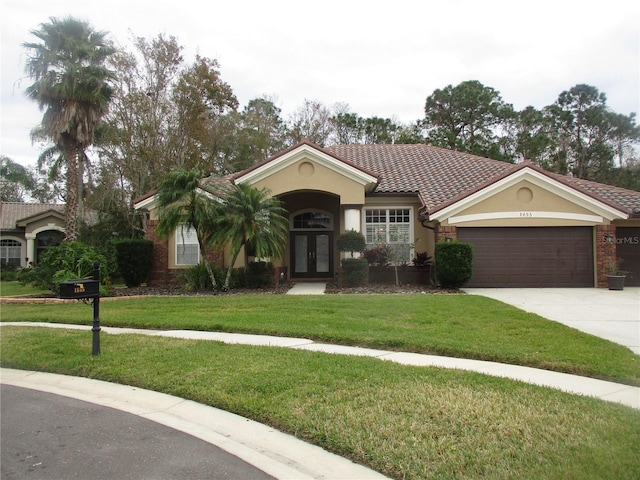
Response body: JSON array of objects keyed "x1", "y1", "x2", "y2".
[
  {"x1": 2, "y1": 294, "x2": 638, "y2": 385},
  {"x1": 1, "y1": 327, "x2": 639, "y2": 480},
  {"x1": 0, "y1": 280, "x2": 51, "y2": 297}
]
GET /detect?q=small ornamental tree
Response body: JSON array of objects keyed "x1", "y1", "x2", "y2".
[
  {"x1": 336, "y1": 229, "x2": 366, "y2": 258},
  {"x1": 337, "y1": 230, "x2": 368, "y2": 286},
  {"x1": 435, "y1": 241, "x2": 473, "y2": 289}
]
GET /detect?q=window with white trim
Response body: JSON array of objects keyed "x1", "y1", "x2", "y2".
[
  {"x1": 175, "y1": 225, "x2": 199, "y2": 265},
  {"x1": 364, "y1": 208, "x2": 413, "y2": 264},
  {"x1": 1, "y1": 239, "x2": 22, "y2": 267}
]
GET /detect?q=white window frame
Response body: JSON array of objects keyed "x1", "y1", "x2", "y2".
[
  {"x1": 175, "y1": 225, "x2": 200, "y2": 266},
  {"x1": 0, "y1": 238, "x2": 23, "y2": 267},
  {"x1": 363, "y1": 207, "x2": 414, "y2": 265}
]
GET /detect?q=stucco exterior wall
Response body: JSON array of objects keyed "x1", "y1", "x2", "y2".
[
  {"x1": 441, "y1": 180, "x2": 609, "y2": 227},
  {"x1": 248, "y1": 157, "x2": 367, "y2": 205}
]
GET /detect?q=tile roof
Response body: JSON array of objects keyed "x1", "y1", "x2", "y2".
[
  {"x1": 324, "y1": 144, "x2": 640, "y2": 216},
  {"x1": 326, "y1": 144, "x2": 513, "y2": 211},
  {"x1": 0, "y1": 202, "x2": 65, "y2": 231}
]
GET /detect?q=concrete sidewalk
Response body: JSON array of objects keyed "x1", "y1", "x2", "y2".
[
  {"x1": 2, "y1": 322, "x2": 638, "y2": 410},
  {"x1": 285, "y1": 282, "x2": 327, "y2": 295}
]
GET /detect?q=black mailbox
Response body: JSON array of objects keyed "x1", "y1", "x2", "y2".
[{"x1": 59, "y1": 279, "x2": 100, "y2": 300}]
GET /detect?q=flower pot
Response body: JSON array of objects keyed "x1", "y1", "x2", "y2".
[{"x1": 607, "y1": 275, "x2": 625, "y2": 291}]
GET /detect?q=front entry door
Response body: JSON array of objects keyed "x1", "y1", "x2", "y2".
[{"x1": 292, "y1": 232, "x2": 332, "y2": 278}]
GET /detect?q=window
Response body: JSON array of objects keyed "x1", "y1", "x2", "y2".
[
  {"x1": 175, "y1": 225, "x2": 199, "y2": 265},
  {"x1": 292, "y1": 211, "x2": 332, "y2": 230},
  {"x1": 364, "y1": 208, "x2": 412, "y2": 264},
  {"x1": 36, "y1": 230, "x2": 63, "y2": 263},
  {"x1": 0, "y1": 239, "x2": 22, "y2": 267}
]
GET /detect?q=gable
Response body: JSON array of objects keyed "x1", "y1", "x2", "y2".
[
  {"x1": 234, "y1": 142, "x2": 378, "y2": 203},
  {"x1": 431, "y1": 166, "x2": 628, "y2": 226}
]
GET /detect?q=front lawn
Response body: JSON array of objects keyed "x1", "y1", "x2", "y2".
[
  {"x1": 0, "y1": 280, "x2": 51, "y2": 297},
  {"x1": 1, "y1": 327, "x2": 639, "y2": 480},
  {"x1": 2, "y1": 294, "x2": 638, "y2": 385}
]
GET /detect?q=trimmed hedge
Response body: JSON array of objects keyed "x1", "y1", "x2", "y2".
[
  {"x1": 341, "y1": 257, "x2": 369, "y2": 286},
  {"x1": 435, "y1": 241, "x2": 473, "y2": 289},
  {"x1": 114, "y1": 239, "x2": 154, "y2": 287}
]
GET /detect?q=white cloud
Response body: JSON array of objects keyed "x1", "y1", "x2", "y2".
[{"x1": 2, "y1": 0, "x2": 638, "y2": 167}]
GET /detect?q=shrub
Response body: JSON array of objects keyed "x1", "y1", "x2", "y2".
[
  {"x1": 114, "y1": 239, "x2": 153, "y2": 287},
  {"x1": 435, "y1": 241, "x2": 473, "y2": 289},
  {"x1": 0, "y1": 262, "x2": 18, "y2": 281},
  {"x1": 363, "y1": 244, "x2": 392, "y2": 266},
  {"x1": 179, "y1": 262, "x2": 224, "y2": 292},
  {"x1": 412, "y1": 251, "x2": 433, "y2": 267},
  {"x1": 31, "y1": 242, "x2": 112, "y2": 294},
  {"x1": 337, "y1": 230, "x2": 366, "y2": 257},
  {"x1": 341, "y1": 257, "x2": 369, "y2": 286},
  {"x1": 245, "y1": 261, "x2": 273, "y2": 288}
]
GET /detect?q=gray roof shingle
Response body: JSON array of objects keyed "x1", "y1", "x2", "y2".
[{"x1": 0, "y1": 202, "x2": 65, "y2": 231}]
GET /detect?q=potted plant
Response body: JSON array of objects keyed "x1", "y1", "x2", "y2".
[{"x1": 606, "y1": 258, "x2": 628, "y2": 291}]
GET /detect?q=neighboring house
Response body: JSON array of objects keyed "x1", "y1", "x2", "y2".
[
  {"x1": 135, "y1": 140, "x2": 640, "y2": 288},
  {"x1": 0, "y1": 202, "x2": 66, "y2": 267}
]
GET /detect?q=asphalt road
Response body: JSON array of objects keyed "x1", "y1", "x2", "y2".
[{"x1": 1, "y1": 384, "x2": 275, "y2": 480}]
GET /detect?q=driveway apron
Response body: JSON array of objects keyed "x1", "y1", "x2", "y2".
[{"x1": 463, "y1": 287, "x2": 640, "y2": 354}]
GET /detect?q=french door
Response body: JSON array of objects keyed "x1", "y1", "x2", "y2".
[{"x1": 291, "y1": 232, "x2": 332, "y2": 278}]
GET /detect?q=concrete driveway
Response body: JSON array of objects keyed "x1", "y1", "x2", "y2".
[{"x1": 463, "y1": 288, "x2": 640, "y2": 355}]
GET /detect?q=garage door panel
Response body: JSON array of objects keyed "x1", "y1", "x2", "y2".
[{"x1": 457, "y1": 227, "x2": 593, "y2": 288}]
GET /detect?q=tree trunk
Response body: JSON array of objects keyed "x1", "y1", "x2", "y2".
[
  {"x1": 223, "y1": 248, "x2": 241, "y2": 292},
  {"x1": 199, "y1": 242, "x2": 218, "y2": 291},
  {"x1": 64, "y1": 144, "x2": 79, "y2": 241}
]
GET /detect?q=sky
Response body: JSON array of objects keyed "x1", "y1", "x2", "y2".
[{"x1": 1, "y1": 0, "x2": 639, "y2": 168}]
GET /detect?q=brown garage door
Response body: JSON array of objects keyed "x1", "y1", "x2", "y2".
[
  {"x1": 616, "y1": 227, "x2": 640, "y2": 286},
  {"x1": 457, "y1": 227, "x2": 594, "y2": 288}
]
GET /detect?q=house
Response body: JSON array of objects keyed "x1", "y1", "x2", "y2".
[
  {"x1": 0, "y1": 202, "x2": 66, "y2": 267},
  {"x1": 135, "y1": 140, "x2": 640, "y2": 288}
]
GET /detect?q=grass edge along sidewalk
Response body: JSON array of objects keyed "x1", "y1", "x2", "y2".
[
  {"x1": 1, "y1": 328, "x2": 639, "y2": 480},
  {"x1": 1, "y1": 294, "x2": 639, "y2": 386}
]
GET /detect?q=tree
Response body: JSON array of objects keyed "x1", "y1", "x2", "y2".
[
  {"x1": 23, "y1": 17, "x2": 116, "y2": 240},
  {"x1": 510, "y1": 106, "x2": 554, "y2": 165},
  {"x1": 97, "y1": 34, "x2": 188, "y2": 209},
  {"x1": 220, "y1": 96, "x2": 289, "y2": 172},
  {"x1": 330, "y1": 108, "x2": 421, "y2": 145},
  {"x1": 289, "y1": 99, "x2": 334, "y2": 146},
  {"x1": 171, "y1": 55, "x2": 238, "y2": 170},
  {"x1": 155, "y1": 168, "x2": 220, "y2": 290},
  {"x1": 97, "y1": 34, "x2": 238, "y2": 211},
  {"x1": 0, "y1": 156, "x2": 35, "y2": 202},
  {"x1": 545, "y1": 84, "x2": 640, "y2": 181},
  {"x1": 212, "y1": 183, "x2": 288, "y2": 291},
  {"x1": 423, "y1": 80, "x2": 515, "y2": 161}
]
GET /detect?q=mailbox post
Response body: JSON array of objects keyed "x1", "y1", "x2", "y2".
[{"x1": 59, "y1": 261, "x2": 101, "y2": 356}]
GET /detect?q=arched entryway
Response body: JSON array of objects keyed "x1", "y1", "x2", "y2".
[{"x1": 290, "y1": 210, "x2": 334, "y2": 279}]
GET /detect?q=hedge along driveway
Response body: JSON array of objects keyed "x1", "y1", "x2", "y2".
[{"x1": 2, "y1": 294, "x2": 639, "y2": 385}]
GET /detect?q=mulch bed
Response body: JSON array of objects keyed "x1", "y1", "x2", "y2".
[
  {"x1": 108, "y1": 282, "x2": 459, "y2": 296},
  {"x1": 3, "y1": 283, "x2": 459, "y2": 303}
]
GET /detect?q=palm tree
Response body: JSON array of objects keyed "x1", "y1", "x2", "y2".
[
  {"x1": 213, "y1": 183, "x2": 288, "y2": 291},
  {"x1": 23, "y1": 16, "x2": 115, "y2": 241},
  {"x1": 155, "y1": 168, "x2": 220, "y2": 290}
]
